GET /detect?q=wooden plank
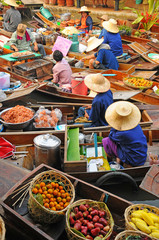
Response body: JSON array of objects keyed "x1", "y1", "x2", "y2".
[{"x1": 132, "y1": 70, "x2": 157, "y2": 79}]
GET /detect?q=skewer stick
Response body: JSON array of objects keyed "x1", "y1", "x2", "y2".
[
  {"x1": 19, "y1": 188, "x2": 29, "y2": 208},
  {"x1": 12, "y1": 187, "x2": 29, "y2": 207},
  {"x1": 11, "y1": 180, "x2": 32, "y2": 195}
]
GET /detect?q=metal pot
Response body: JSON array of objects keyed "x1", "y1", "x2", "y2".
[
  {"x1": 33, "y1": 134, "x2": 61, "y2": 169},
  {"x1": 0, "y1": 107, "x2": 35, "y2": 130}
]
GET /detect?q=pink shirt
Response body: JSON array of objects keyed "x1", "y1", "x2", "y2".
[{"x1": 53, "y1": 58, "x2": 72, "y2": 88}]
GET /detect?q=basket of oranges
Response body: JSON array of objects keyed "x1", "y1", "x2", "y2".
[
  {"x1": 123, "y1": 77, "x2": 153, "y2": 90},
  {"x1": 28, "y1": 170, "x2": 75, "y2": 223}
]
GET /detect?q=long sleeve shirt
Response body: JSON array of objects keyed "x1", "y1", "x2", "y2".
[
  {"x1": 109, "y1": 125, "x2": 147, "y2": 166},
  {"x1": 3, "y1": 8, "x2": 21, "y2": 32},
  {"x1": 9, "y1": 29, "x2": 35, "y2": 51},
  {"x1": 78, "y1": 15, "x2": 93, "y2": 31},
  {"x1": 52, "y1": 58, "x2": 72, "y2": 87},
  {"x1": 94, "y1": 49, "x2": 119, "y2": 70},
  {"x1": 102, "y1": 31, "x2": 123, "y2": 57},
  {"x1": 89, "y1": 90, "x2": 113, "y2": 127}
]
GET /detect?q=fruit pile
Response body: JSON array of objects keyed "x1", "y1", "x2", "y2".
[
  {"x1": 32, "y1": 181, "x2": 71, "y2": 211},
  {"x1": 68, "y1": 203, "x2": 112, "y2": 239},
  {"x1": 124, "y1": 77, "x2": 153, "y2": 89},
  {"x1": 129, "y1": 209, "x2": 159, "y2": 238}
]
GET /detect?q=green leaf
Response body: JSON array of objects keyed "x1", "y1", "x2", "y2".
[
  {"x1": 36, "y1": 193, "x2": 43, "y2": 205},
  {"x1": 71, "y1": 228, "x2": 85, "y2": 238},
  {"x1": 133, "y1": 16, "x2": 144, "y2": 24}
]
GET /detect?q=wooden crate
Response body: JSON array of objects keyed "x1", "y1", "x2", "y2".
[
  {"x1": 63, "y1": 125, "x2": 87, "y2": 173},
  {"x1": 118, "y1": 63, "x2": 135, "y2": 74},
  {"x1": 1, "y1": 164, "x2": 131, "y2": 240}
]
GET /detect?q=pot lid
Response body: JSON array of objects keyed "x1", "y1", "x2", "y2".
[{"x1": 34, "y1": 134, "x2": 61, "y2": 148}]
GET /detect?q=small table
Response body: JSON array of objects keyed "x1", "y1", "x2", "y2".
[{"x1": 0, "y1": 50, "x2": 41, "y2": 71}]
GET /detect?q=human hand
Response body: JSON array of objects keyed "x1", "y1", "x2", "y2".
[{"x1": 14, "y1": 47, "x2": 19, "y2": 52}]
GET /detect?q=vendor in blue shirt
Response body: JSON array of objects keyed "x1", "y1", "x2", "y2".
[
  {"x1": 101, "y1": 19, "x2": 123, "y2": 57},
  {"x1": 98, "y1": 14, "x2": 109, "y2": 39},
  {"x1": 81, "y1": 36, "x2": 119, "y2": 70},
  {"x1": 77, "y1": 73, "x2": 113, "y2": 127},
  {"x1": 102, "y1": 101, "x2": 147, "y2": 167}
]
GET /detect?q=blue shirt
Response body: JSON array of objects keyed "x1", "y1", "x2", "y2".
[
  {"x1": 89, "y1": 90, "x2": 113, "y2": 127},
  {"x1": 94, "y1": 49, "x2": 119, "y2": 70},
  {"x1": 109, "y1": 125, "x2": 147, "y2": 166},
  {"x1": 98, "y1": 28, "x2": 107, "y2": 39},
  {"x1": 102, "y1": 31, "x2": 123, "y2": 57}
]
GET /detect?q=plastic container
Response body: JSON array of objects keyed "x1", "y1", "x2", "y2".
[
  {"x1": 71, "y1": 77, "x2": 88, "y2": 95},
  {"x1": 40, "y1": 7, "x2": 54, "y2": 21},
  {"x1": 0, "y1": 72, "x2": 10, "y2": 90}
]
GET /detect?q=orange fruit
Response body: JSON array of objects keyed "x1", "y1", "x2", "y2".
[
  {"x1": 54, "y1": 201, "x2": 58, "y2": 206},
  {"x1": 51, "y1": 182, "x2": 55, "y2": 188},
  {"x1": 46, "y1": 184, "x2": 52, "y2": 189},
  {"x1": 38, "y1": 188, "x2": 43, "y2": 194},
  {"x1": 48, "y1": 189, "x2": 53, "y2": 194},
  {"x1": 66, "y1": 196, "x2": 71, "y2": 202},
  {"x1": 62, "y1": 198, "x2": 66, "y2": 203},
  {"x1": 51, "y1": 207, "x2": 56, "y2": 211},
  {"x1": 59, "y1": 186, "x2": 63, "y2": 190},
  {"x1": 59, "y1": 202, "x2": 64, "y2": 207},
  {"x1": 43, "y1": 199, "x2": 46, "y2": 204},
  {"x1": 64, "y1": 202, "x2": 69, "y2": 208},
  {"x1": 43, "y1": 191, "x2": 48, "y2": 195},
  {"x1": 57, "y1": 197, "x2": 62, "y2": 203},
  {"x1": 49, "y1": 202, "x2": 55, "y2": 208},
  {"x1": 44, "y1": 203, "x2": 49, "y2": 208},
  {"x1": 53, "y1": 190, "x2": 58, "y2": 196},
  {"x1": 42, "y1": 186, "x2": 47, "y2": 191},
  {"x1": 60, "y1": 190, "x2": 65, "y2": 194},
  {"x1": 35, "y1": 184, "x2": 40, "y2": 189},
  {"x1": 50, "y1": 198, "x2": 54, "y2": 202},
  {"x1": 61, "y1": 193, "x2": 66, "y2": 198},
  {"x1": 55, "y1": 183, "x2": 59, "y2": 188},
  {"x1": 46, "y1": 194, "x2": 51, "y2": 199},
  {"x1": 45, "y1": 198, "x2": 50, "y2": 203},
  {"x1": 56, "y1": 204, "x2": 61, "y2": 210},
  {"x1": 40, "y1": 182, "x2": 45, "y2": 188},
  {"x1": 32, "y1": 188, "x2": 38, "y2": 194},
  {"x1": 57, "y1": 192, "x2": 61, "y2": 197}
]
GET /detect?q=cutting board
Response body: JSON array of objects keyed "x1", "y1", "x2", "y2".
[
  {"x1": 134, "y1": 62, "x2": 159, "y2": 70},
  {"x1": 113, "y1": 90, "x2": 141, "y2": 100},
  {"x1": 132, "y1": 70, "x2": 157, "y2": 79}
]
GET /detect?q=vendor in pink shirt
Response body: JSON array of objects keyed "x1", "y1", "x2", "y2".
[{"x1": 52, "y1": 50, "x2": 72, "y2": 93}]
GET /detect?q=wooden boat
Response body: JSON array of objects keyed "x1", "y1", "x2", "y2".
[
  {"x1": 36, "y1": 68, "x2": 159, "y2": 105},
  {"x1": 0, "y1": 163, "x2": 131, "y2": 240}
]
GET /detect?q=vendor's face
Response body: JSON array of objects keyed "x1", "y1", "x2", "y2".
[{"x1": 81, "y1": 12, "x2": 88, "y2": 18}]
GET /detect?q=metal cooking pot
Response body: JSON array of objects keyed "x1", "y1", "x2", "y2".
[
  {"x1": 33, "y1": 134, "x2": 61, "y2": 169},
  {"x1": 0, "y1": 107, "x2": 35, "y2": 130}
]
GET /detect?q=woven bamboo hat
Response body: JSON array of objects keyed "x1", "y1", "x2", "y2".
[
  {"x1": 79, "y1": 6, "x2": 91, "y2": 13},
  {"x1": 86, "y1": 36, "x2": 103, "y2": 52},
  {"x1": 105, "y1": 101, "x2": 141, "y2": 131},
  {"x1": 84, "y1": 73, "x2": 110, "y2": 93},
  {"x1": 102, "y1": 19, "x2": 119, "y2": 33},
  {"x1": 17, "y1": 24, "x2": 27, "y2": 37},
  {"x1": 4, "y1": 0, "x2": 19, "y2": 7},
  {"x1": 97, "y1": 14, "x2": 109, "y2": 21}
]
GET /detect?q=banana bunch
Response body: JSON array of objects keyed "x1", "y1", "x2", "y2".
[{"x1": 129, "y1": 209, "x2": 159, "y2": 238}]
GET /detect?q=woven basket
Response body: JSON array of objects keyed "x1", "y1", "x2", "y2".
[
  {"x1": 0, "y1": 216, "x2": 6, "y2": 240},
  {"x1": 28, "y1": 170, "x2": 75, "y2": 223},
  {"x1": 124, "y1": 204, "x2": 159, "y2": 240},
  {"x1": 66, "y1": 199, "x2": 114, "y2": 240},
  {"x1": 115, "y1": 230, "x2": 153, "y2": 240}
]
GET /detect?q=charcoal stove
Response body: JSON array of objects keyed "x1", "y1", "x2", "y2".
[{"x1": 13, "y1": 59, "x2": 53, "y2": 81}]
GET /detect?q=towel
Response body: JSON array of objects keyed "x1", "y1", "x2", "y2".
[
  {"x1": 0, "y1": 137, "x2": 15, "y2": 158},
  {"x1": 17, "y1": 30, "x2": 31, "y2": 41}
]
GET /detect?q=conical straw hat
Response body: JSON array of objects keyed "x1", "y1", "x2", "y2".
[
  {"x1": 105, "y1": 101, "x2": 141, "y2": 131},
  {"x1": 97, "y1": 15, "x2": 109, "y2": 21},
  {"x1": 79, "y1": 6, "x2": 91, "y2": 13},
  {"x1": 4, "y1": 0, "x2": 19, "y2": 7},
  {"x1": 86, "y1": 36, "x2": 103, "y2": 52},
  {"x1": 84, "y1": 73, "x2": 110, "y2": 93},
  {"x1": 102, "y1": 18, "x2": 119, "y2": 33}
]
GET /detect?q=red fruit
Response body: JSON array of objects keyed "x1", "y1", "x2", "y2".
[
  {"x1": 90, "y1": 210, "x2": 98, "y2": 216},
  {"x1": 85, "y1": 204, "x2": 89, "y2": 209},
  {"x1": 79, "y1": 204, "x2": 87, "y2": 212},
  {"x1": 98, "y1": 210, "x2": 106, "y2": 218},
  {"x1": 88, "y1": 207, "x2": 94, "y2": 212},
  {"x1": 86, "y1": 235, "x2": 93, "y2": 240},
  {"x1": 75, "y1": 211, "x2": 83, "y2": 219},
  {"x1": 93, "y1": 215, "x2": 100, "y2": 223},
  {"x1": 103, "y1": 226, "x2": 110, "y2": 232},
  {"x1": 91, "y1": 227, "x2": 100, "y2": 237},
  {"x1": 100, "y1": 230, "x2": 107, "y2": 236},
  {"x1": 74, "y1": 207, "x2": 79, "y2": 214},
  {"x1": 79, "y1": 217, "x2": 84, "y2": 223},
  {"x1": 83, "y1": 211, "x2": 89, "y2": 218},
  {"x1": 83, "y1": 219, "x2": 89, "y2": 226},
  {"x1": 94, "y1": 223, "x2": 103, "y2": 229},
  {"x1": 87, "y1": 215, "x2": 92, "y2": 221},
  {"x1": 87, "y1": 222, "x2": 94, "y2": 230},
  {"x1": 81, "y1": 226, "x2": 88, "y2": 236},
  {"x1": 74, "y1": 222, "x2": 81, "y2": 231},
  {"x1": 69, "y1": 216, "x2": 75, "y2": 226},
  {"x1": 99, "y1": 218, "x2": 108, "y2": 226}
]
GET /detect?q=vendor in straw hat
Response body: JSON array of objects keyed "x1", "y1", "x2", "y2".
[
  {"x1": 102, "y1": 19, "x2": 123, "y2": 57},
  {"x1": 9, "y1": 23, "x2": 46, "y2": 56},
  {"x1": 102, "y1": 101, "x2": 147, "y2": 167},
  {"x1": 77, "y1": 73, "x2": 113, "y2": 127},
  {"x1": 97, "y1": 15, "x2": 109, "y2": 39},
  {"x1": 3, "y1": 0, "x2": 21, "y2": 32},
  {"x1": 77, "y1": 6, "x2": 93, "y2": 34},
  {"x1": 81, "y1": 36, "x2": 119, "y2": 70}
]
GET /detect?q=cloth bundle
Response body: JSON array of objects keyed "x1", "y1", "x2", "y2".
[{"x1": 0, "y1": 137, "x2": 15, "y2": 159}]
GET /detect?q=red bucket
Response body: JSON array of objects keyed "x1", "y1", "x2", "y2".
[{"x1": 71, "y1": 77, "x2": 88, "y2": 96}]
